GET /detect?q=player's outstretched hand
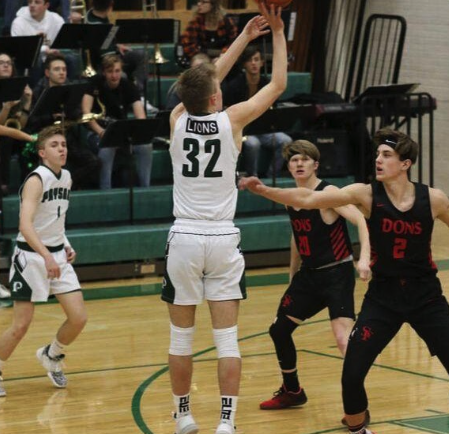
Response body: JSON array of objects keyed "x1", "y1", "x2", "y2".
[
  {"x1": 238, "y1": 176, "x2": 266, "y2": 194},
  {"x1": 257, "y1": 1, "x2": 284, "y2": 32},
  {"x1": 242, "y1": 14, "x2": 270, "y2": 41}
]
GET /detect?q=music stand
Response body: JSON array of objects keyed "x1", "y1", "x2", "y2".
[
  {"x1": 30, "y1": 83, "x2": 90, "y2": 130},
  {"x1": 115, "y1": 19, "x2": 180, "y2": 111},
  {"x1": 352, "y1": 83, "x2": 420, "y2": 104},
  {"x1": 244, "y1": 106, "x2": 305, "y2": 188},
  {"x1": 0, "y1": 35, "x2": 43, "y2": 71},
  {"x1": 0, "y1": 77, "x2": 29, "y2": 103},
  {"x1": 51, "y1": 24, "x2": 114, "y2": 75},
  {"x1": 99, "y1": 119, "x2": 162, "y2": 222}
]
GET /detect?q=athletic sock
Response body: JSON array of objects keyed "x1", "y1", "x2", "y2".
[
  {"x1": 282, "y1": 370, "x2": 300, "y2": 392},
  {"x1": 48, "y1": 339, "x2": 65, "y2": 359},
  {"x1": 348, "y1": 423, "x2": 367, "y2": 434},
  {"x1": 220, "y1": 395, "x2": 238, "y2": 427},
  {"x1": 173, "y1": 393, "x2": 191, "y2": 417}
]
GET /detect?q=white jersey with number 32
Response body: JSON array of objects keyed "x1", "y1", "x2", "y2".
[{"x1": 170, "y1": 111, "x2": 239, "y2": 221}]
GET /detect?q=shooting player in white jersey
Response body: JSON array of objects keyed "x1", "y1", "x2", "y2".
[
  {"x1": 160, "y1": 3, "x2": 287, "y2": 434},
  {"x1": 0, "y1": 125, "x2": 87, "y2": 397}
]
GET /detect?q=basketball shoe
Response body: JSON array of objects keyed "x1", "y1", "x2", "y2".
[
  {"x1": 215, "y1": 421, "x2": 235, "y2": 434},
  {"x1": 259, "y1": 384, "x2": 307, "y2": 409},
  {"x1": 0, "y1": 373, "x2": 6, "y2": 397},
  {"x1": 36, "y1": 345, "x2": 67, "y2": 388},
  {"x1": 173, "y1": 413, "x2": 199, "y2": 434},
  {"x1": 342, "y1": 409, "x2": 371, "y2": 427}
]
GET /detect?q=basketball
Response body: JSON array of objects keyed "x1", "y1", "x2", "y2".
[{"x1": 264, "y1": 0, "x2": 292, "y2": 8}]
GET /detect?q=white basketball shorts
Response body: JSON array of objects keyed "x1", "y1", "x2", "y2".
[
  {"x1": 161, "y1": 219, "x2": 246, "y2": 305},
  {"x1": 9, "y1": 245, "x2": 81, "y2": 302}
]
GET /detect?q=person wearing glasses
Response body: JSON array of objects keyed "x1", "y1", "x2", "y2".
[
  {"x1": 180, "y1": 0, "x2": 238, "y2": 64},
  {"x1": 0, "y1": 52, "x2": 33, "y2": 195}
]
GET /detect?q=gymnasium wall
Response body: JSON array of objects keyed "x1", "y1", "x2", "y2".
[{"x1": 364, "y1": 0, "x2": 449, "y2": 192}]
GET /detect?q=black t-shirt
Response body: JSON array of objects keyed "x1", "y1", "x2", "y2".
[
  {"x1": 287, "y1": 180, "x2": 353, "y2": 268},
  {"x1": 368, "y1": 180, "x2": 437, "y2": 277},
  {"x1": 85, "y1": 75, "x2": 140, "y2": 122},
  {"x1": 222, "y1": 73, "x2": 269, "y2": 107}
]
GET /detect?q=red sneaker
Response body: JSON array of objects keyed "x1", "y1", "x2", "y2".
[{"x1": 259, "y1": 385, "x2": 307, "y2": 410}]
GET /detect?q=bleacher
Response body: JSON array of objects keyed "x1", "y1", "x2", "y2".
[
  {"x1": 0, "y1": 176, "x2": 357, "y2": 281},
  {"x1": 0, "y1": 3, "x2": 359, "y2": 283}
]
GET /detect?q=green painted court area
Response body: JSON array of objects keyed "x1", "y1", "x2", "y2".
[{"x1": 393, "y1": 414, "x2": 449, "y2": 433}]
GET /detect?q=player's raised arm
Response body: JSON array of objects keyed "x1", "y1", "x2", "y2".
[
  {"x1": 215, "y1": 13, "x2": 269, "y2": 83},
  {"x1": 226, "y1": 3, "x2": 287, "y2": 130}
]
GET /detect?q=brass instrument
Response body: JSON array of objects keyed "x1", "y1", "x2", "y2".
[
  {"x1": 4, "y1": 98, "x2": 26, "y2": 130},
  {"x1": 70, "y1": 0, "x2": 97, "y2": 77},
  {"x1": 54, "y1": 95, "x2": 106, "y2": 128},
  {"x1": 143, "y1": 0, "x2": 169, "y2": 65},
  {"x1": 4, "y1": 116, "x2": 22, "y2": 130}
]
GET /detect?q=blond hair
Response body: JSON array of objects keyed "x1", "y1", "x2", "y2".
[{"x1": 177, "y1": 62, "x2": 217, "y2": 113}]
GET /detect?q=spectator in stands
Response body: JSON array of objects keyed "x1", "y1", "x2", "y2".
[
  {"x1": 0, "y1": 52, "x2": 33, "y2": 195},
  {"x1": 2, "y1": 0, "x2": 75, "y2": 35},
  {"x1": 223, "y1": 46, "x2": 292, "y2": 177},
  {"x1": 11, "y1": 0, "x2": 77, "y2": 84},
  {"x1": 85, "y1": 0, "x2": 147, "y2": 96},
  {"x1": 28, "y1": 53, "x2": 101, "y2": 189},
  {"x1": 180, "y1": 0, "x2": 237, "y2": 64},
  {"x1": 82, "y1": 54, "x2": 153, "y2": 189},
  {"x1": 165, "y1": 52, "x2": 212, "y2": 110}
]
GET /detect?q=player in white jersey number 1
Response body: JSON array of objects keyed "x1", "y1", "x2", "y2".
[
  {"x1": 161, "y1": 3, "x2": 288, "y2": 434},
  {"x1": 0, "y1": 126, "x2": 87, "y2": 397}
]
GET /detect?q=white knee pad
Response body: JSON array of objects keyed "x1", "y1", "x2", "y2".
[
  {"x1": 213, "y1": 325, "x2": 241, "y2": 359},
  {"x1": 169, "y1": 323, "x2": 195, "y2": 356}
]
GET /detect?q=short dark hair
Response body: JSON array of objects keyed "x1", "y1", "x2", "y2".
[
  {"x1": 282, "y1": 140, "x2": 320, "y2": 162},
  {"x1": 239, "y1": 46, "x2": 263, "y2": 65},
  {"x1": 44, "y1": 52, "x2": 66, "y2": 70},
  {"x1": 373, "y1": 128, "x2": 419, "y2": 164},
  {"x1": 177, "y1": 62, "x2": 217, "y2": 114}
]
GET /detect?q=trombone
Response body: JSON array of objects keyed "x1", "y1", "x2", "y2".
[
  {"x1": 70, "y1": 0, "x2": 97, "y2": 77},
  {"x1": 143, "y1": 0, "x2": 169, "y2": 65}
]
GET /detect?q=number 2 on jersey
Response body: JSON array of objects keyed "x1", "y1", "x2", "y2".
[
  {"x1": 393, "y1": 237, "x2": 407, "y2": 259},
  {"x1": 182, "y1": 138, "x2": 222, "y2": 178}
]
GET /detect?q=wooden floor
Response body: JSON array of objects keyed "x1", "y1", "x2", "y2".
[{"x1": 1, "y1": 221, "x2": 449, "y2": 433}]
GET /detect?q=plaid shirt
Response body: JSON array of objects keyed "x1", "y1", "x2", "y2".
[{"x1": 181, "y1": 14, "x2": 237, "y2": 59}]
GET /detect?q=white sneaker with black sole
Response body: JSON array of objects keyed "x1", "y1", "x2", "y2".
[
  {"x1": 215, "y1": 422, "x2": 235, "y2": 434},
  {"x1": 36, "y1": 345, "x2": 67, "y2": 388}
]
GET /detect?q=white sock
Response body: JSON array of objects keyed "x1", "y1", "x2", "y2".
[
  {"x1": 48, "y1": 339, "x2": 65, "y2": 359},
  {"x1": 173, "y1": 393, "x2": 191, "y2": 417},
  {"x1": 220, "y1": 395, "x2": 238, "y2": 427}
]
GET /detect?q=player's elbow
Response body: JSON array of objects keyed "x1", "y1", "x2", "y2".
[{"x1": 272, "y1": 80, "x2": 287, "y2": 96}]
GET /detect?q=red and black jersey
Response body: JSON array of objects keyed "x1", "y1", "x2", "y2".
[
  {"x1": 287, "y1": 180, "x2": 353, "y2": 268},
  {"x1": 368, "y1": 181, "x2": 437, "y2": 277}
]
